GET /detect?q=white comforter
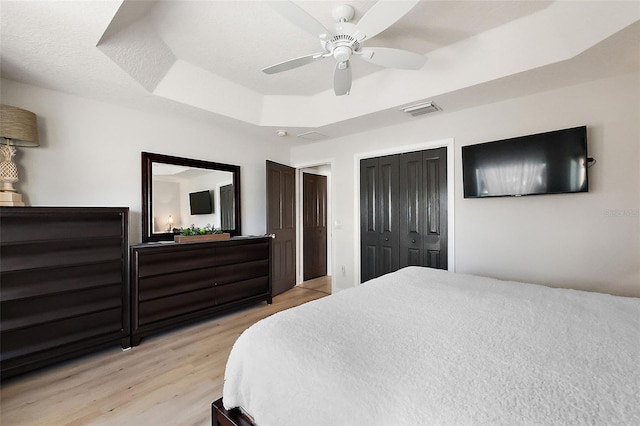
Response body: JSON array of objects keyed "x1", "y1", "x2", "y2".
[{"x1": 223, "y1": 267, "x2": 640, "y2": 425}]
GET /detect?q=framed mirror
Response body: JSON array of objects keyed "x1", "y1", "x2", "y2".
[{"x1": 141, "y1": 152, "x2": 241, "y2": 242}]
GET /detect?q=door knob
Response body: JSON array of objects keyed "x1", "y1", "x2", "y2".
[
  {"x1": 411, "y1": 239, "x2": 416, "y2": 243},
  {"x1": 384, "y1": 237, "x2": 389, "y2": 242}
]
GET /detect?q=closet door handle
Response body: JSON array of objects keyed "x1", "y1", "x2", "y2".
[
  {"x1": 384, "y1": 237, "x2": 389, "y2": 242},
  {"x1": 411, "y1": 239, "x2": 416, "y2": 243}
]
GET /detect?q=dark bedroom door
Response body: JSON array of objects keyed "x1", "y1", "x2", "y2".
[
  {"x1": 360, "y1": 147, "x2": 447, "y2": 283},
  {"x1": 302, "y1": 172, "x2": 327, "y2": 281},
  {"x1": 220, "y1": 183, "x2": 235, "y2": 230},
  {"x1": 266, "y1": 160, "x2": 296, "y2": 296}
]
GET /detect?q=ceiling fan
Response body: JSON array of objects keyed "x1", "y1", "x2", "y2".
[{"x1": 262, "y1": 0, "x2": 426, "y2": 96}]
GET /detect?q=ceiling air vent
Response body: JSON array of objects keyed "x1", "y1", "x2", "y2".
[
  {"x1": 297, "y1": 131, "x2": 328, "y2": 141},
  {"x1": 401, "y1": 101, "x2": 441, "y2": 117}
]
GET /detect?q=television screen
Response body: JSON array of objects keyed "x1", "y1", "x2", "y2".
[
  {"x1": 189, "y1": 190, "x2": 212, "y2": 215},
  {"x1": 462, "y1": 126, "x2": 588, "y2": 198}
]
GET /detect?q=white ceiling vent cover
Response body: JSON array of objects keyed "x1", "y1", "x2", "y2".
[
  {"x1": 401, "y1": 101, "x2": 442, "y2": 117},
  {"x1": 297, "y1": 131, "x2": 328, "y2": 141}
]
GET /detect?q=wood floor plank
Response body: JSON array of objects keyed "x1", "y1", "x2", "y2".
[
  {"x1": 297, "y1": 275, "x2": 332, "y2": 294},
  {"x1": 0, "y1": 281, "x2": 330, "y2": 426}
]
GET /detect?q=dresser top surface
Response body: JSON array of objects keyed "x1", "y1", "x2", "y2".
[{"x1": 130, "y1": 235, "x2": 271, "y2": 250}]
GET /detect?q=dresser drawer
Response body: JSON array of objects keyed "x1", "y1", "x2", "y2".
[
  {"x1": 1, "y1": 238, "x2": 123, "y2": 272},
  {"x1": 214, "y1": 242, "x2": 269, "y2": 266},
  {"x1": 1, "y1": 261, "x2": 123, "y2": 301},
  {"x1": 137, "y1": 246, "x2": 216, "y2": 277},
  {"x1": 1, "y1": 284, "x2": 122, "y2": 332},
  {"x1": 216, "y1": 259, "x2": 269, "y2": 285},
  {"x1": 0, "y1": 212, "x2": 124, "y2": 243},
  {"x1": 138, "y1": 286, "x2": 217, "y2": 326},
  {"x1": 217, "y1": 276, "x2": 269, "y2": 306},
  {"x1": 1, "y1": 308, "x2": 123, "y2": 362},
  {"x1": 138, "y1": 268, "x2": 216, "y2": 301}
]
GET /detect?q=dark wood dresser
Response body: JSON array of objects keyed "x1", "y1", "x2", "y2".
[
  {"x1": 0, "y1": 207, "x2": 129, "y2": 379},
  {"x1": 130, "y1": 236, "x2": 271, "y2": 345}
]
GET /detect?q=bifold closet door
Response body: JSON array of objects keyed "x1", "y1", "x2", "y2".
[
  {"x1": 360, "y1": 155, "x2": 399, "y2": 282},
  {"x1": 399, "y1": 148, "x2": 448, "y2": 269},
  {"x1": 361, "y1": 147, "x2": 448, "y2": 283}
]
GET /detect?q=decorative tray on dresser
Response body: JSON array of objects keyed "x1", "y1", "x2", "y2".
[
  {"x1": 129, "y1": 236, "x2": 272, "y2": 346},
  {"x1": 0, "y1": 207, "x2": 129, "y2": 379}
]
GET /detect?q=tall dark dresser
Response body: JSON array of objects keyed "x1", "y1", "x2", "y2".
[{"x1": 0, "y1": 207, "x2": 129, "y2": 379}]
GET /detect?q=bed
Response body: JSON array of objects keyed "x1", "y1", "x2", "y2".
[{"x1": 213, "y1": 266, "x2": 640, "y2": 425}]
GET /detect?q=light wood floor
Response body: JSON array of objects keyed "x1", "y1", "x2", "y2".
[{"x1": 0, "y1": 276, "x2": 331, "y2": 426}]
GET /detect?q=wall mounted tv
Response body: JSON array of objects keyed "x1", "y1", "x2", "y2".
[
  {"x1": 462, "y1": 126, "x2": 589, "y2": 198},
  {"x1": 189, "y1": 190, "x2": 212, "y2": 215}
]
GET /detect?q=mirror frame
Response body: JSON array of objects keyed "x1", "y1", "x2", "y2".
[{"x1": 141, "y1": 152, "x2": 242, "y2": 242}]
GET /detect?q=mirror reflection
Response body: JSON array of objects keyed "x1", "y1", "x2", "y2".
[
  {"x1": 141, "y1": 152, "x2": 241, "y2": 242},
  {"x1": 152, "y1": 164, "x2": 235, "y2": 233}
]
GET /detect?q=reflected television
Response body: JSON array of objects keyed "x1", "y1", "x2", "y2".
[
  {"x1": 462, "y1": 126, "x2": 588, "y2": 198},
  {"x1": 189, "y1": 190, "x2": 212, "y2": 214}
]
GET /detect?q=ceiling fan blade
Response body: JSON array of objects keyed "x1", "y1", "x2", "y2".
[
  {"x1": 356, "y1": 0, "x2": 419, "y2": 41},
  {"x1": 333, "y1": 61, "x2": 352, "y2": 96},
  {"x1": 268, "y1": 1, "x2": 333, "y2": 38},
  {"x1": 262, "y1": 52, "x2": 326, "y2": 74},
  {"x1": 359, "y1": 47, "x2": 426, "y2": 70}
]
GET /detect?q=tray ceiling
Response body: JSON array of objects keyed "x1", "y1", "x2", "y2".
[{"x1": 1, "y1": 1, "x2": 638, "y2": 142}]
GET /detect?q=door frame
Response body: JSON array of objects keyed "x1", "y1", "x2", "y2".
[
  {"x1": 293, "y1": 159, "x2": 334, "y2": 288},
  {"x1": 353, "y1": 138, "x2": 455, "y2": 285}
]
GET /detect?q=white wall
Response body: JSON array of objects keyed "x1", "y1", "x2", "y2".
[
  {"x1": 291, "y1": 72, "x2": 640, "y2": 297},
  {"x1": 1, "y1": 79, "x2": 292, "y2": 244},
  {"x1": 3, "y1": 74, "x2": 638, "y2": 296},
  {"x1": 152, "y1": 179, "x2": 180, "y2": 232}
]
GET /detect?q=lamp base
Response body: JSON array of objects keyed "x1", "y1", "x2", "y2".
[{"x1": 0, "y1": 191, "x2": 26, "y2": 206}]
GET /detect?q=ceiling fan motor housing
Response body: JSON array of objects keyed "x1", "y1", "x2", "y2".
[{"x1": 324, "y1": 21, "x2": 363, "y2": 63}]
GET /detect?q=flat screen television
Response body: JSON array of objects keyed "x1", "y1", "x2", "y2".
[
  {"x1": 189, "y1": 190, "x2": 212, "y2": 215},
  {"x1": 462, "y1": 126, "x2": 588, "y2": 198}
]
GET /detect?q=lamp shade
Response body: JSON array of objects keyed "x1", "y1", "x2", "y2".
[{"x1": 0, "y1": 105, "x2": 39, "y2": 147}]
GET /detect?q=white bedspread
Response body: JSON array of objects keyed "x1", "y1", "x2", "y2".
[{"x1": 223, "y1": 267, "x2": 640, "y2": 425}]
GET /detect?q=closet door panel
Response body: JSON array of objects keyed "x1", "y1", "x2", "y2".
[
  {"x1": 422, "y1": 147, "x2": 448, "y2": 269},
  {"x1": 360, "y1": 155, "x2": 399, "y2": 282},
  {"x1": 360, "y1": 158, "x2": 379, "y2": 282},
  {"x1": 377, "y1": 155, "x2": 399, "y2": 276},
  {"x1": 400, "y1": 151, "x2": 424, "y2": 267}
]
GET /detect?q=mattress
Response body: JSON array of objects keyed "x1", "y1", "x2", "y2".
[{"x1": 222, "y1": 267, "x2": 640, "y2": 425}]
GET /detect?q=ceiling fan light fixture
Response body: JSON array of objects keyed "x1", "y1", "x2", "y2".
[
  {"x1": 401, "y1": 101, "x2": 442, "y2": 117},
  {"x1": 333, "y1": 46, "x2": 352, "y2": 62}
]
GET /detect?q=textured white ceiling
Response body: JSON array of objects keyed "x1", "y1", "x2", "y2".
[
  {"x1": 143, "y1": 0, "x2": 551, "y2": 95},
  {"x1": 1, "y1": 1, "x2": 638, "y2": 143}
]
